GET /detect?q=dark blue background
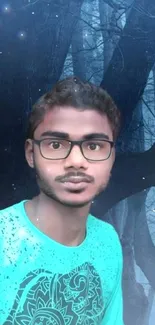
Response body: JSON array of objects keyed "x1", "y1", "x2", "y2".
[{"x1": 0, "y1": 1, "x2": 155, "y2": 324}]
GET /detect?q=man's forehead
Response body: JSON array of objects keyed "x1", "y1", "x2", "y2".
[
  {"x1": 34, "y1": 107, "x2": 113, "y2": 139},
  {"x1": 43, "y1": 106, "x2": 104, "y2": 120}
]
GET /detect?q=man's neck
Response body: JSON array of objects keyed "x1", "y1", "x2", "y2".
[{"x1": 24, "y1": 194, "x2": 91, "y2": 247}]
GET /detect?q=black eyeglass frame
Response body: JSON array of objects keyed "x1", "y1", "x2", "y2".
[{"x1": 32, "y1": 138, "x2": 115, "y2": 161}]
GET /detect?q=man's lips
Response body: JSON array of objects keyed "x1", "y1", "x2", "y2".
[
  {"x1": 60, "y1": 176, "x2": 91, "y2": 184},
  {"x1": 60, "y1": 177, "x2": 91, "y2": 191}
]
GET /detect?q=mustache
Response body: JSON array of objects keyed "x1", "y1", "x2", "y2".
[{"x1": 55, "y1": 172, "x2": 94, "y2": 183}]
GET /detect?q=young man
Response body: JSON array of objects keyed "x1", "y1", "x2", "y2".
[{"x1": 0, "y1": 77, "x2": 123, "y2": 324}]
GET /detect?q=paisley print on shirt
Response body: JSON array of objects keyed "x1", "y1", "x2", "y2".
[{"x1": 4, "y1": 262, "x2": 105, "y2": 325}]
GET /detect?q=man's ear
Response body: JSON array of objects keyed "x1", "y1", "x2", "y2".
[
  {"x1": 25, "y1": 139, "x2": 34, "y2": 168},
  {"x1": 112, "y1": 146, "x2": 116, "y2": 167}
]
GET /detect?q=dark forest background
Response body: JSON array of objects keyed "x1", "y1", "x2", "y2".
[{"x1": 0, "y1": 0, "x2": 155, "y2": 324}]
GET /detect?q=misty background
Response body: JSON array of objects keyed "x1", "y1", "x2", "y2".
[{"x1": 0, "y1": 0, "x2": 155, "y2": 324}]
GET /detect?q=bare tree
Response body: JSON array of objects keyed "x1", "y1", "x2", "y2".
[
  {"x1": 101, "y1": 0, "x2": 155, "y2": 134},
  {"x1": 71, "y1": 19, "x2": 87, "y2": 80}
]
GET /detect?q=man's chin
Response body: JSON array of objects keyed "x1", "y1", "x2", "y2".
[
  {"x1": 40, "y1": 185, "x2": 97, "y2": 208},
  {"x1": 55, "y1": 192, "x2": 95, "y2": 208},
  {"x1": 59, "y1": 199, "x2": 92, "y2": 208}
]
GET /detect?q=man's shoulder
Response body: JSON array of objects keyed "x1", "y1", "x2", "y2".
[
  {"x1": 89, "y1": 214, "x2": 122, "y2": 255},
  {"x1": 90, "y1": 215, "x2": 123, "y2": 271},
  {"x1": 0, "y1": 201, "x2": 25, "y2": 229},
  {"x1": 0, "y1": 201, "x2": 24, "y2": 214},
  {"x1": 89, "y1": 214, "x2": 119, "y2": 238}
]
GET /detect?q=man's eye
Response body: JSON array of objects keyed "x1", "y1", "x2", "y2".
[
  {"x1": 88, "y1": 143, "x2": 101, "y2": 150},
  {"x1": 49, "y1": 142, "x2": 61, "y2": 149}
]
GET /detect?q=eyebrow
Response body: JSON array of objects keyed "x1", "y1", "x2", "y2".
[{"x1": 40, "y1": 131, "x2": 110, "y2": 141}]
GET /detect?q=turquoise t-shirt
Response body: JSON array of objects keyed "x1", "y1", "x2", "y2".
[{"x1": 0, "y1": 200, "x2": 124, "y2": 325}]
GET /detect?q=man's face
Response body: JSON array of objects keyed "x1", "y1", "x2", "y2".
[{"x1": 25, "y1": 106, "x2": 115, "y2": 208}]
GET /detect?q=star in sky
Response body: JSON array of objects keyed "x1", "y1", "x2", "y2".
[
  {"x1": 18, "y1": 31, "x2": 27, "y2": 40},
  {"x1": 2, "y1": 4, "x2": 11, "y2": 13}
]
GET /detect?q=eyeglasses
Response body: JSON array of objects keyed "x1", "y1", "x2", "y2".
[{"x1": 33, "y1": 138, "x2": 114, "y2": 161}]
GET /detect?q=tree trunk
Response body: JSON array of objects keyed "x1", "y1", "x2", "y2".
[
  {"x1": 100, "y1": 0, "x2": 155, "y2": 133},
  {"x1": 71, "y1": 19, "x2": 87, "y2": 80},
  {"x1": 0, "y1": 0, "x2": 84, "y2": 128},
  {"x1": 144, "y1": 287, "x2": 155, "y2": 325},
  {"x1": 122, "y1": 192, "x2": 149, "y2": 325},
  {"x1": 99, "y1": 1, "x2": 114, "y2": 72},
  {"x1": 152, "y1": 64, "x2": 155, "y2": 110},
  {"x1": 134, "y1": 195, "x2": 155, "y2": 291}
]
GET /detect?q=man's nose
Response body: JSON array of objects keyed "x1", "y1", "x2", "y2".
[{"x1": 64, "y1": 145, "x2": 88, "y2": 169}]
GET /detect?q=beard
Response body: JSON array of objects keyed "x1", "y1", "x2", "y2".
[
  {"x1": 34, "y1": 165, "x2": 91, "y2": 208},
  {"x1": 33, "y1": 162, "x2": 111, "y2": 209}
]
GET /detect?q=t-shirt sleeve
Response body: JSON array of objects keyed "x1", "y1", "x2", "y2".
[{"x1": 102, "y1": 230, "x2": 124, "y2": 325}]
